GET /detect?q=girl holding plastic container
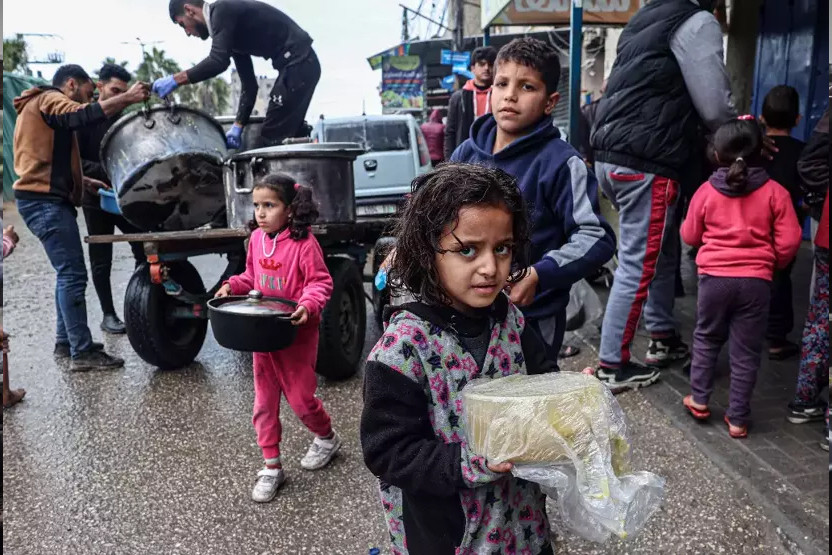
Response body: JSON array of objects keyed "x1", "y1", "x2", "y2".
[
  {"x1": 360, "y1": 164, "x2": 556, "y2": 555},
  {"x1": 215, "y1": 173, "x2": 339, "y2": 503}
]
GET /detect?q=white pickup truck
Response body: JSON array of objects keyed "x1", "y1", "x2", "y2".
[{"x1": 311, "y1": 114, "x2": 433, "y2": 217}]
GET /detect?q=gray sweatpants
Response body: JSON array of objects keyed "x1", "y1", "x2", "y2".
[{"x1": 595, "y1": 162, "x2": 681, "y2": 366}]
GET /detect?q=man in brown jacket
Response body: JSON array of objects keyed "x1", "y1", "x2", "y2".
[{"x1": 13, "y1": 64, "x2": 149, "y2": 371}]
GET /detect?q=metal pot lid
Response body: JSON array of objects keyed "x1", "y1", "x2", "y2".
[
  {"x1": 230, "y1": 142, "x2": 365, "y2": 161},
  {"x1": 211, "y1": 290, "x2": 296, "y2": 317}
]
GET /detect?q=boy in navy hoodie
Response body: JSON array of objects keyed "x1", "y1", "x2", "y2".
[{"x1": 451, "y1": 37, "x2": 616, "y2": 365}]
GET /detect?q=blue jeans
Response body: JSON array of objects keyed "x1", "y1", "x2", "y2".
[{"x1": 17, "y1": 199, "x2": 93, "y2": 357}]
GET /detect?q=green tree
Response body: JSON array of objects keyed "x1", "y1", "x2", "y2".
[
  {"x1": 135, "y1": 46, "x2": 230, "y2": 116},
  {"x1": 3, "y1": 34, "x2": 29, "y2": 73}
]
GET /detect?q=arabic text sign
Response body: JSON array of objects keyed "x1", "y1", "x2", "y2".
[{"x1": 381, "y1": 56, "x2": 425, "y2": 110}]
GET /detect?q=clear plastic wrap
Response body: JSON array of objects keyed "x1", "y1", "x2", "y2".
[{"x1": 462, "y1": 373, "x2": 665, "y2": 542}]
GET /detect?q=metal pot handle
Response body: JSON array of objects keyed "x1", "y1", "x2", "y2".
[
  {"x1": 141, "y1": 100, "x2": 155, "y2": 129},
  {"x1": 236, "y1": 157, "x2": 262, "y2": 194},
  {"x1": 164, "y1": 97, "x2": 181, "y2": 125}
]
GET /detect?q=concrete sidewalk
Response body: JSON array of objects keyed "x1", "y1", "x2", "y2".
[{"x1": 569, "y1": 242, "x2": 828, "y2": 555}]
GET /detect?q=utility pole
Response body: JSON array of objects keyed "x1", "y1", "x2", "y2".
[
  {"x1": 568, "y1": 0, "x2": 583, "y2": 149},
  {"x1": 453, "y1": 0, "x2": 465, "y2": 51},
  {"x1": 402, "y1": 7, "x2": 410, "y2": 43}
]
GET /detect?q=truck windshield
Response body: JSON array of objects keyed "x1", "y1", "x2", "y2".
[{"x1": 321, "y1": 121, "x2": 410, "y2": 152}]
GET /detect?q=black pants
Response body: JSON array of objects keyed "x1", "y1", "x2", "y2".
[
  {"x1": 82, "y1": 207, "x2": 144, "y2": 316},
  {"x1": 259, "y1": 50, "x2": 321, "y2": 147},
  {"x1": 768, "y1": 259, "x2": 796, "y2": 341}
]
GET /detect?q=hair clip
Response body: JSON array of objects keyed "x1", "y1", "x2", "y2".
[
  {"x1": 737, "y1": 114, "x2": 755, "y2": 121},
  {"x1": 294, "y1": 183, "x2": 300, "y2": 191}
]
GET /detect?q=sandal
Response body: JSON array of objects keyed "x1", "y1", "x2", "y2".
[
  {"x1": 558, "y1": 345, "x2": 581, "y2": 359},
  {"x1": 683, "y1": 395, "x2": 710, "y2": 420},
  {"x1": 723, "y1": 415, "x2": 748, "y2": 439},
  {"x1": 768, "y1": 340, "x2": 799, "y2": 361}
]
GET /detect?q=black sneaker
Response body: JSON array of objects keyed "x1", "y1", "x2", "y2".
[
  {"x1": 54, "y1": 341, "x2": 104, "y2": 359},
  {"x1": 100, "y1": 313, "x2": 127, "y2": 335},
  {"x1": 596, "y1": 362, "x2": 660, "y2": 391},
  {"x1": 69, "y1": 350, "x2": 124, "y2": 372},
  {"x1": 645, "y1": 333, "x2": 690, "y2": 367},
  {"x1": 787, "y1": 403, "x2": 826, "y2": 424}
]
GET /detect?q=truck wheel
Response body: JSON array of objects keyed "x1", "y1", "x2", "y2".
[
  {"x1": 316, "y1": 257, "x2": 366, "y2": 380},
  {"x1": 124, "y1": 261, "x2": 208, "y2": 370}
]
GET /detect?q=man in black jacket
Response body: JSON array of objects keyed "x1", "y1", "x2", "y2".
[
  {"x1": 78, "y1": 63, "x2": 145, "y2": 335},
  {"x1": 589, "y1": 0, "x2": 736, "y2": 388},
  {"x1": 155, "y1": 0, "x2": 319, "y2": 148},
  {"x1": 443, "y1": 46, "x2": 497, "y2": 160}
]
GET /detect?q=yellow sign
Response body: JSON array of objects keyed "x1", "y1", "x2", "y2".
[{"x1": 482, "y1": 0, "x2": 647, "y2": 28}]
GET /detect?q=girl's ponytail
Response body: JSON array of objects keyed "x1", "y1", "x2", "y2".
[
  {"x1": 726, "y1": 156, "x2": 749, "y2": 192},
  {"x1": 288, "y1": 184, "x2": 319, "y2": 240}
]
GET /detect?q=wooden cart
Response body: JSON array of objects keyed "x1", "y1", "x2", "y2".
[{"x1": 85, "y1": 218, "x2": 391, "y2": 379}]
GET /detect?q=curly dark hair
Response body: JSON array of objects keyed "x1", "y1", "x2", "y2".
[
  {"x1": 496, "y1": 37, "x2": 561, "y2": 94},
  {"x1": 390, "y1": 163, "x2": 531, "y2": 306},
  {"x1": 248, "y1": 173, "x2": 319, "y2": 240}
]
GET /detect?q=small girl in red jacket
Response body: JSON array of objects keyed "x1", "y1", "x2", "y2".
[
  {"x1": 215, "y1": 173, "x2": 339, "y2": 502},
  {"x1": 681, "y1": 117, "x2": 802, "y2": 438}
]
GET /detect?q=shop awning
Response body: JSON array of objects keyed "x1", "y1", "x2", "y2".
[{"x1": 482, "y1": 0, "x2": 645, "y2": 29}]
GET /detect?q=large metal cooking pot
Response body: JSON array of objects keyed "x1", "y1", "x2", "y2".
[
  {"x1": 216, "y1": 115, "x2": 264, "y2": 152},
  {"x1": 100, "y1": 105, "x2": 228, "y2": 231},
  {"x1": 223, "y1": 142, "x2": 364, "y2": 229}
]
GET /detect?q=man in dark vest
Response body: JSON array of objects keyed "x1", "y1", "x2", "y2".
[
  {"x1": 156, "y1": 0, "x2": 319, "y2": 148},
  {"x1": 590, "y1": 0, "x2": 736, "y2": 389}
]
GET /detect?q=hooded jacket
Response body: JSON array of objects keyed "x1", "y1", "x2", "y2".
[
  {"x1": 420, "y1": 109, "x2": 445, "y2": 162},
  {"x1": 451, "y1": 114, "x2": 616, "y2": 321},
  {"x1": 681, "y1": 167, "x2": 802, "y2": 280},
  {"x1": 361, "y1": 294, "x2": 555, "y2": 554},
  {"x1": 12, "y1": 86, "x2": 107, "y2": 206},
  {"x1": 443, "y1": 79, "x2": 491, "y2": 160},
  {"x1": 798, "y1": 107, "x2": 829, "y2": 250}
]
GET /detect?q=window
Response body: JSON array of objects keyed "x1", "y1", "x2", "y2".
[{"x1": 320, "y1": 120, "x2": 411, "y2": 152}]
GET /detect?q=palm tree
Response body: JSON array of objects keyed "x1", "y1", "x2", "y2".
[{"x1": 134, "y1": 46, "x2": 230, "y2": 115}]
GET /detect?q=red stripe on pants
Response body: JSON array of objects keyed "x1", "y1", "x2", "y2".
[{"x1": 620, "y1": 176, "x2": 678, "y2": 364}]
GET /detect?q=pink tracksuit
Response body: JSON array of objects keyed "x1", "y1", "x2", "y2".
[{"x1": 227, "y1": 227, "x2": 334, "y2": 460}]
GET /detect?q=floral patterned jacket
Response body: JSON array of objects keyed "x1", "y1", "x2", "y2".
[{"x1": 360, "y1": 295, "x2": 555, "y2": 554}]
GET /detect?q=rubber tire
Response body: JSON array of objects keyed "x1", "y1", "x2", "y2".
[
  {"x1": 316, "y1": 257, "x2": 366, "y2": 380},
  {"x1": 124, "y1": 261, "x2": 208, "y2": 370}
]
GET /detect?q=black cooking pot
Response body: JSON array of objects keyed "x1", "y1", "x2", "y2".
[{"x1": 208, "y1": 290, "x2": 298, "y2": 352}]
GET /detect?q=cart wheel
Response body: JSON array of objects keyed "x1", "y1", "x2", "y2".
[
  {"x1": 316, "y1": 257, "x2": 366, "y2": 380},
  {"x1": 124, "y1": 261, "x2": 208, "y2": 370}
]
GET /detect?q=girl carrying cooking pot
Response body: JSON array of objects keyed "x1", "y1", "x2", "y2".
[{"x1": 215, "y1": 173, "x2": 339, "y2": 503}]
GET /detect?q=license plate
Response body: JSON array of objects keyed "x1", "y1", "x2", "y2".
[{"x1": 356, "y1": 203, "x2": 398, "y2": 216}]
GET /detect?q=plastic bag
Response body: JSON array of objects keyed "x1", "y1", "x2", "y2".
[
  {"x1": 462, "y1": 373, "x2": 665, "y2": 542},
  {"x1": 565, "y1": 278, "x2": 604, "y2": 330}
]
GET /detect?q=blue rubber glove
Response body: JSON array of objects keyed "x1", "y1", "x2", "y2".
[
  {"x1": 226, "y1": 125, "x2": 243, "y2": 149},
  {"x1": 152, "y1": 75, "x2": 178, "y2": 98},
  {"x1": 374, "y1": 267, "x2": 388, "y2": 291}
]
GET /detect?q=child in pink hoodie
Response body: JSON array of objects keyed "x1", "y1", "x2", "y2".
[
  {"x1": 215, "y1": 173, "x2": 337, "y2": 503},
  {"x1": 681, "y1": 117, "x2": 802, "y2": 438}
]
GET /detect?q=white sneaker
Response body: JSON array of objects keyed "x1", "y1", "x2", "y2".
[
  {"x1": 251, "y1": 467, "x2": 286, "y2": 503},
  {"x1": 300, "y1": 431, "x2": 342, "y2": 470}
]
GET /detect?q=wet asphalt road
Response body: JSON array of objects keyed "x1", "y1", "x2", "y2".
[{"x1": 3, "y1": 204, "x2": 790, "y2": 554}]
